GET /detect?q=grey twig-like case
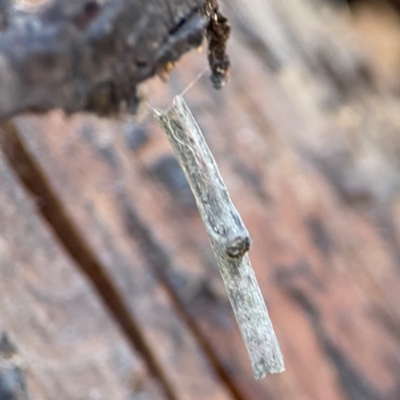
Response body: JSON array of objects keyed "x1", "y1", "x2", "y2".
[{"x1": 155, "y1": 96, "x2": 284, "y2": 379}]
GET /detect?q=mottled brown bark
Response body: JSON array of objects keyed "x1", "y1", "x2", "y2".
[{"x1": 1, "y1": 0, "x2": 400, "y2": 400}]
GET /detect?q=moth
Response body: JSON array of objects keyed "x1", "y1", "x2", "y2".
[{"x1": 155, "y1": 96, "x2": 284, "y2": 379}]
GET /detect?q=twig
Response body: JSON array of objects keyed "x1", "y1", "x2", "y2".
[
  {"x1": 154, "y1": 96, "x2": 284, "y2": 379},
  {"x1": 0, "y1": 0, "x2": 230, "y2": 120}
]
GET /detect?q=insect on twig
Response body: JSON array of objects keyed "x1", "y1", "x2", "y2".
[{"x1": 154, "y1": 95, "x2": 284, "y2": 379}]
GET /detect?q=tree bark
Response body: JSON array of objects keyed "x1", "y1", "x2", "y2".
[
  {"x1": 0, "y1": 0, "x2": 229, "y2": 119},
  {"x1": 1, "y1": 1, "x2": 400, "y2": 400}
]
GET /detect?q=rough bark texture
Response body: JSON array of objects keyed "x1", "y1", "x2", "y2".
[
  {"x1": 0, "y1": 143, "x2": 164, "y2": 400},
  {"x1": 0, "y1": 0, "x2": 230, "y2": 119},
  {"x1": 1, "y1": 0, "x2": 400, "y2": 400}
]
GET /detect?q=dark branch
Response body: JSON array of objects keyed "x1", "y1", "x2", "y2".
[{"x1": 0, "y1": 0, "x2": 230, "y2": 119}]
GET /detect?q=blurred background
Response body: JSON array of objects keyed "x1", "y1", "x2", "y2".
[{"x1": 2, "y1": 0, "x2": 400, "y2": 399}]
